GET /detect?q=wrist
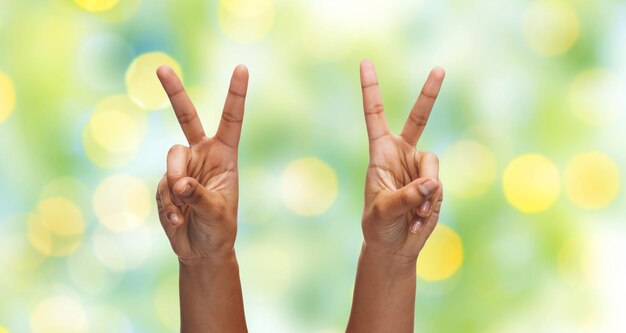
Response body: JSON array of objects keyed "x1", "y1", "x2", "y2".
[
  {"x1": 361, "y1": 242, "x2": 418, "y2": 271},
  {"x1": 179, "y1": 247, "x2": 238, "y2": 268}
]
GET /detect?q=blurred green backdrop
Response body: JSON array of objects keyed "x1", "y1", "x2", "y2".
[{"x1": 1, "y1": 0, "x2": 625, "y2": 332}]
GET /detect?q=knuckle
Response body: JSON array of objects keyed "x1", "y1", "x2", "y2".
[
  {"x1": 163, "y1": 202, "x2": 177, "y2": 216},
  {"x1": 366, "y1": 104, "x2": 385, "y2": 116},
  {"x1": 421, "y1": 85, "x2": 439, "y2": 99},
  {"x1": 399, "y1": 189, "x2": 413, "y2": 208},
  {"x1": 168, "y1": 144, "x2": 185, "y2": 156},
  {"x1": 176, "y1": 110, "x2": 198, "y2": 125},
  {"x1": 422, "y1": 151, "x2": 439, "y2": 164},
  {"x1": 371, "y1": 200, "x2": 388, "y2": 218},
  {"x1": 228, "y1": 88, "x2": 246, "y2": 98},
  {"x1": 409, "y1": 112, "x2": 428, "y2": 127},
  {"x1": 221, "y1": 111, "x2": 243, "y2": 124}
]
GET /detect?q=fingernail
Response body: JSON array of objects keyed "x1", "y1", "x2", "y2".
[
  {"x1": 169, "y1": 213, "x2": 180, "y2": 226},
  {"x1": 419, "y1": 201, "x2": 431, "y2": 214},
  {"x1": 418, "y1": 179, "x2": 438, "y2": 196},
  {"x1": 410, "y1": 220, "x2": 421, "y2": 234}
]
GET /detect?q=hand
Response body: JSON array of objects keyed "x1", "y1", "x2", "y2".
[
  {"x1": 359, "y1": 59, "x2": 445, "y2": 260},
  {"x1": 155, "y1": 65, "x2": 249, "y2": 262}
]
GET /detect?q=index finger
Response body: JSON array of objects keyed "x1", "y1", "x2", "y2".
[
  {"x1": 400, "y1": 67, "x2": 445, "y2": 146},
  {"x1": 157, "y1": 66, "x2": 206, "y2": 145},
  {"x1": 360, "y1": 59, "x2": 390, "y2": 143}
]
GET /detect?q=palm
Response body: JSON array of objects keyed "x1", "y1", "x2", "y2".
[
  {"x1": 179, "y1": 139, "x2": 239, "y2": 251},
  {"x1": 359, "y1": 60, "x2": 445, "y2": 257},
  {"x1": 155, "y1": 65, "x2": 248, "y2": 260}
]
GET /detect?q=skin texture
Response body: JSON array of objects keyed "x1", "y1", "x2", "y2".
[
  {"x1": 347, "y1": 60, "x2": 445, "y2": 333},
  {"x1": 155, "y1": 65, "x2": 249, "y2": 332}
]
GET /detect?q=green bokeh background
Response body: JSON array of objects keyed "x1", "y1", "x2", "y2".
[{"x1": 1, "y1": 0, "x2": 625, "y2": 332}]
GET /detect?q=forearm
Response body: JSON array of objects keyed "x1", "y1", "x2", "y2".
[
  {"x1": 347, "y1": 243, "x2": 417, "y2": 333},
  {"x1": 179, "y1": 250, "x2": 247, "y2": 333}
]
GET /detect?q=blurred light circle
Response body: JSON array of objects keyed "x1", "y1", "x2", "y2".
[
  {"x1": 30, "y1": 296, "x2": 88, "y2": 333},
  {"x1": 154, "y1": 275, "x2": 179, "y2": 330},
  {"x1": 39, "y1": 178, "x2": 91, "y2": 211},
  {"x1": 417, "y1": 224, "x2": 463, "y2": 281},
  {"x1": 93, "y1": 174, "x2": 151, "y2": 232},
  {"x1": 522, "y1": 1, "x2": 579, "y2": 56},
  {"x1": 0, "y1": 325, "x2": 8, "y2": 333},
  {"x1": 564, "y1": 151, "x2": 620, "y2": 210},
  {"x1": 92, "y1": 225, "x2": 154, "y2": 271},
  {"x1": 67, "y1": 245, "x2": 122, "y2": 294},
  {"x1": 568, "y1": 69, "x2": 625, "y2": 126},
  {"x1": 280, "y1": 157, "x2": 338, "y2": 216},
  {"x1": 502, "y1": 154, "x2": 560, "y2": 213},
  {"x1": 77, "y1": 33, "x2": 134, "y2": 92},
  {"x1": 440, "y1": 140, "x2": 497, "y2": 198},
  {"x1": 38, "y1": 197, "x2": 85, "y2": 237},
  {"x1": 125, "y1": 52, "x2": 182, "y2": 110},
  {"x1": 28, "y1": 197, "x2": 85, "y2": 256},
  {"x1": 218, "y1": 0, "x2": 275, "y2": 42},
  {"x1": 74, "y1": 0, "x2": 120, "y2": 12},
  {"x1": 82, "y1": 95, "x2": 147, "y2": 168},
  {"x1": 88, "y1": 95, "x2": 147, "y2": 153},
  {"x1": 0, "y1": 70, "x2": 16, "y2": 124},
  {"x1": 82, "y1": 128, "x2": 134, "y2": 169}
]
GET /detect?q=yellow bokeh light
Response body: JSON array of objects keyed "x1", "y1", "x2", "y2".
[
  {"x1": 280, "y1": 157, "x2": 338, "y2": 216},
  {"x1": 125, "y1": 52, "x2": 182, "y2": 110},
  {"x1": 440, "y1": 140, "x2": 497, "y2": 198},
  {"x1": 30, "y1": 296, "x2": 87, "y2": 333},
  {"x1": 0, "y1": 70, "x2": 16, "y2": 124},
  {"x1": 568, "y1": 69, "x2": 625, "y2": 126},
  {"x1": 90, "y1": 110, "x2": 139, "y2": 152},
  {"x1": 28, "y1": 197, "x2": 85, "y2": 256},
  {"x1": 502, "y1": 154, "x2": 560, "y2": 213},
  {"x1": 74, "y1": 0, "x2": 120, "y2": 12},
  {"x1": 417, "y1": 224, "x2": 463, "y2": 281},
  {"x1": 218, "y1": 0, "x2": 275, "y2": 42},
  {"x1": 93, "y1": 174, "x2": 151, "y2": 232},
  {"x1": 38, "y1": 197, "x2": 85, "y2": 237},
  {"x1": 0, "y1": 325, "x2": 9, "y2": 333},
  {"x1": 522, "y1": 1, "x2": 579, "y2": 56},
  {"x1": 83, "y1": 95, "x2": 147, "y2": 168},
  {"x1": 564, "y1": 152, "x2": 620, "y2": 210}
]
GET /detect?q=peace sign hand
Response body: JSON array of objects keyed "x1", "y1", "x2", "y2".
[
  {"x1": 359, "y1": 60, "x2": 445, "y2": 260},
  {"x1": 155, "y1": 65, "x2": 249, "y2": 262}
]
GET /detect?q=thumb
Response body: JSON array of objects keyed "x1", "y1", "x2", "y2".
[
  {"x1": 172, "y1": 177, "x2": 224, "y2": 215},
  {"x1": 378, "y1": 178, "x2": 440, "y2": 218}
]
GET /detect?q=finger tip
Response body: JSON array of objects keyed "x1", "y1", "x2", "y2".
[
  {"x1": 431, "y1": 66, "x2": 446, "y2": 79},
  {"x1": 360, "y1": 59, "x2": 374, "y2": 70},
  {"x1": 156, "y1": 65, "x2": 172, "y2": 78},
  {"x1": 234, "y1": 64, "x2": 249, "y2": 78}
]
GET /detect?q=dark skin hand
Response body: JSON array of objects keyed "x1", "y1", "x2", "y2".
[
  {"x1": 347, "y1": 59, "x2": 445, "y2": 333},
  {"x1": 155, "y1": 64, "x2": 249, "y2": 332}
]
